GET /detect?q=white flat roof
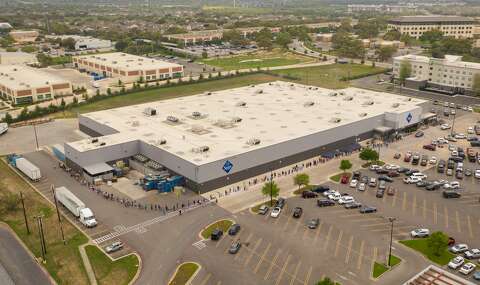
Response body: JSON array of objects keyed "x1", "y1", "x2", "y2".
[
  {"x1": 0, "y1": 65, "x2": 69, "y2": 90},
  {"x1": 74, "y1": 52, "x2": 182, "y2": 71},
  {"x1": 395, "y1": 54, "x2": 480, "y2": 70},
  {"x1": 71, "y1": 81, "x2": 426, "y2": 165}
]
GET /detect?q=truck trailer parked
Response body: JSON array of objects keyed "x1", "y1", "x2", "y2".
[
  {"x1": 15, "y1": 157, "x2": 41, "y2": 181},
  {"x1": 54, "y1": 187, "x2": 97, "y2": 228}
]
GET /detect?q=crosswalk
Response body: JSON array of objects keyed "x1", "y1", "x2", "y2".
[{"x1": 193, "y1": 240, "x2": 207, "y2": 250}]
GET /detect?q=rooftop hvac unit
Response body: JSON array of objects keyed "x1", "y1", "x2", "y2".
[
  {"x1": 99, "y1": 142, "x2": 106, "y2": 146},
  {"x1": 91, "y1": 138, "x2": 99, "y2": 143},
  {"x1": 405, "y1": 98, "x2": 412, "y2": 101},
  {"x1": 192, "y1": 111, "x2": 201, "y2": 117},
  {"x1": 363, "y1": 101, "x2": 374, "y2": 106},
  {"x1": 143, "y1": 107, "x2": 157, "y2": 116},
  {"x1": 344, "y1": 96, "x2": 354, "y2": 101},
  {"x1": 359, "y1": 113, "x2": 368, "y2": 117},
  {"x1": 231, "y1": 117, "x2": 242, "y2": 123},
  {"x1": 250, "y1": 84, "x2": 255, "y2": 87},
  {"x1": 193, "y1": 146, "x2": 209, "y2": 153},
  {"x1": 304, "y1": 101, "x2": 315, "y2": 107},
  {"x1": 134, "y1": 154, "x2": 149, "y2": 163},
  {"x1": 246, "y1": 138, "x2": 261, "y2": 146},
  {"x1": 158, "y1": 139, "x2": 167, "y2": 145},
  {"x1": 392, "y1": 103, "x2": 400, "y2": 108},
  {"x1": 330, "y1": 118, "x2": 342, "y2": 123},
  {"x1": 167, "y1": 116, "x2": 179, "y2": 123},
  {"x1": 205, "y1": 91, "x2": 212, "y2": 95},
  {"x1": 256, "y1": 89, "x2": 263, "y2": 94},
  {"x1": 236, "y1": 101, "x2": 247, "y2": 107},
  {"x1": 329, "y1": 92, "x2": 338, "y2": 96},
  {"x1": 339, "y1": 91, "x2": 346, "y2": 96}
]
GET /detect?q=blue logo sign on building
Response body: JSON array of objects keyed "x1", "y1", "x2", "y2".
[
  {"x1": 222, "y1": 160, "x2": 233, "y2": 173},
  {"x1": 406, "y1": 112, "x2": 413, "y2": 123}
]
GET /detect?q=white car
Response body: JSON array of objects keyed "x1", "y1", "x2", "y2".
[
  {"x1": 429, "y1": 157, "x2": 437, "y2": 164},
  {"x1": 451, "y1": 150, "x2": 458, "y2": 156},
  {"x1": 338, "y1": 196, "x2": 355, "y2": 204},
  {"x1": 475, "y1": 170, "x2": 480, "y2": 179},
  {"x1": 464, "y1": 248, "x2": 480, "y2": 259},
  {"x1": 410, "y1": 228, "x2": 430, "y2": 238},
  {"x1": 323, "y1": 190, "x2": 338, "y2": 197},
  {"x1": 450, "y1": 243, "x2": 469, "y2": 254},
  {"x1": 448, "y1": 256, "x2": 465, "y2": 269},
  {"x1": 467, "y1": 127, "x2": 474, "y2": 134},
  {"x1": 448, "y1": 144, "x2": 457, "y2": 151},
  {"x1": 384, "y1": 164, "x2": 400, "y2": 170},
  {"x1": 467, "y1": 106, "x2": 473, "y2": 112},
  {"x1": 459, "y1": 263, "x2": 476, "y2": 275},
  {"x1": 357, "y1": 183, "x2": 366, "y2": 191},
  {"x1": 270, "y1": 207, "x2": 282, "y2": 218},
  {"x1": 328, "y1": 193, "x2": 342, "y2": 201},
  {"x1": 444, "y1": 181, "x2": 460, "y2": 190},
  {"x1": 437, "y1": 138, "x2": 448, "y2": 144},
  {"x1": 403, "y1": 176, "x2": 422, "y2": 184},
  {"x1": 349, "y1": 179, "x2": 358, "y2": 188},
  {"x1": 441, "y1": 124, "x2": 451, "y2": 130},
  {"x1": 369, "y1": 164, "x2": 381, "y2": 171},
  {"x1": 455, "y1": 133, "x2": 466, "y2": 139},
  {"x1": 410, "y1": 172, "x2": 427, "y2": 180}
]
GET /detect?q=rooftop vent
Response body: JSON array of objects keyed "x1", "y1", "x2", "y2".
[
  {"x1": 204, "y1": 91, "x2": 212, "y2": 96},
  {"x1": 256, "y1": 89, "x2": 263, "y2": 94},
  {"x1": 158, "y1": 139, "x2": 167, "y2": 145},
  {"x1": 143, "y1": 107, "x2": 156, "y2": 116},
  {"x1": 246, "y1": 138, "x2": 261, "y2": 146},
  {"x1": 339, "y1": 91, "x2": 346, "y2": 96},
  {"x1": 167, "y1": 116, "x2": 179, "y2": 123},
  {"x1": 193, "y1": 145, "x2": 210, "y2": 153},
  {"x1": 99, "y1": 142, "x2": 106, "y2": 146},
  {"x1": 392, "y1": 103, "x2": 400, "y2": 108},
  {"x1": 359, "y1": 113, "x2": 368, "y2": 117},
  {"x1": 304, "y1": 101, "x2": 315, "y2": 107},
  {"x1": 329, "y1": 92, "x2": 337, "y2": 97},
  {"x1": 91, "y1": 138, "x2": 99, "y2": 143},
  {"x1": 330, "y1": 117, "x2": 342, "y2": 123},
  {"x1": 231, "y1": 117, "x2": 242, "y2": 123},
  {"x1": 344, "y1": 96, "x2": 354, "y2": 101},
  {"x1": 192, "y1": 111, "x2": 201, "y2": 117},
  {"x1": 363, "y1": 101, "x2": 374, "y2": 106},
  {"x1": 236, "y1": 101, "x2": 247, "y2": 107}
]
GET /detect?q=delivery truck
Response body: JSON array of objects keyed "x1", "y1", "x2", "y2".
[
  {"x1": 15, "y1": 157, "x2": 41, "y2": 181},
  {"x1": 55, "y1": 187, "x2": 97, "y2": 228}
]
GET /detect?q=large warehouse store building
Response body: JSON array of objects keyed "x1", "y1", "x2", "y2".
[{"x1": 65, "y1": 81, "x2": 429, "y2": 192}]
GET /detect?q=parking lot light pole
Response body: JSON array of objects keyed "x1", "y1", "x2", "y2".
[{"x1": 388, "y1": 217, "x2": 396, "y2": 266}]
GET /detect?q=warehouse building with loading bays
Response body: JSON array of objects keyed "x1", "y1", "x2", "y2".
[
  {"x1": 65, "y1": 81, "x2": 429, "y2": 192},
  {"x1": 72, "y1": 52, "x2": 183, "y2": 83},
  {"x1": 0, "y1": 65, "x2": 72, "y2": 104}
]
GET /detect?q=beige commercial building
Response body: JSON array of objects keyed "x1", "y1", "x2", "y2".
[
  {"x1": 72, "y1": 52, "x2": 183, "y2": 83},
  {"x1": 393, "y1": 54, "x2": 480, "y2": 92},
  {"x1": 0, "y1": 52, "x2": 38, "y2": 65},
  {"x1": 387, "y1": 16, "x2": 475, "y2": 39},
  {"x1": 9, "y1": 30, "x2": 39, "y2": 43},
  {"x1": 0, "y1": 65, "x2": 72, "y2": 104}
]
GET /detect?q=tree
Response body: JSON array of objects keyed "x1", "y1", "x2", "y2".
[
  {"x1": 2, "y1": 112, "x2": 12, "y2": 124},
  {"x1": 115, "y1": 39, "x2": 129, "y2": 51},
  {"x1": 316, "y1": 277, "x2": 336, "y2": 285},
  {"x1": 472, "y1": 74, "x2": 480, "y2": 96},
  {"x1": 0, "y1": 192, "x2": 20, "y2": 214},
  {"x1": 419, "y1": 29, "x2": 443, "y2": 43},
  {"x1": 293, "y1": 173, "x2": 310, "y2": 190},
  {"x1": 383, "y1": 29, "x2": 401, "y2": 41},
  {"x1": 222, "y1": 29, "x2": 247, "y2": 47},
  {"x1": 359, "y1": 148, "x2": 379, "y2": 162},
  {"x1": 202, "y1": 51, "x2": 208, "y2": 58},
  {"x1": 427, "y1": 231, "x2": 449, "y2": 257},
  {"x1": 355, "y1": 19, "x2": 380, "y2": 39},
  {"x1": 60, "y1": 98, "x2": 66, "y2": 109},
  {"x1": 399, "y1": 60, "x2": 412, "y2": 85},
  {"x1": 275, "y1": 32, "x2": 292, "y2": 49},
  {"x1": 255, "y1": 28, "x2": 273, "y2": 50},
  {"x1": 339, "y1": 160, "x2": 352, "y2": 173},
  {"x1": 60, "y1": 37, "x2": 76, "y2": 51},
  {"x1": 262, "y1": 181, "x2": 280, "y2": 206},
  {"x1": 377, "y1": 46, "x2": 397, "y2": 62}
]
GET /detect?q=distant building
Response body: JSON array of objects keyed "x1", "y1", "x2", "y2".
[
  {"x1": 387, "y1": 16, "x2": 475, "y2": 39},
  {"x1": 72, "y1": 52, "x2": 183, "y2": 83},
  {"x1": 9, "y1": 30, "x2": 39, "y2": 43},
  {"x1": 0, "y1": 65, "x2": 72, "y2": 104},
  {"x1": 0, "y1": 52, "x2": 38, "y2": 65},
  {"x1": 393, "y1": 54, "x2": 480, "y2": 94},
  {"x1": 348, "y1": 4, "x2": 418, "y2": 14},
  {"x1": 46, "y1": 35, "x2": 113, "y2": 51}
]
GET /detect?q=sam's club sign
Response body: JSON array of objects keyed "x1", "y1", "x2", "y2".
[{"x1": 223, "y1": 160, "x2": 233, "y2": 173}]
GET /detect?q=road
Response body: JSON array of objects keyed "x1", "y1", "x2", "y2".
[{"x1": 0, "y1": 225, "x2": 52, "y2": 285}]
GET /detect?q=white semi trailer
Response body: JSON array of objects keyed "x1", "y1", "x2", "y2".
[
  {"x1": 15, "y1": 157, "x2": 41, "y2": 181},
  {"x1": 54, "y1": 186, "x2": 97, "y2": 228}
]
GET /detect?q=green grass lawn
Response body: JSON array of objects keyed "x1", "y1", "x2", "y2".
[
  {"x1": 361, "y1": 160, "x2": 385, "y2": 168},
  {"x1": 399, "y1": 239, "x2": 455, "y2": 265},
  {"x1": 201, "y1": 219, "x2": 234, "y2": 239},
  {"x1": 293, "y1": 185, "x2": 313, "y2": 195},
  {"x1": 251, "y1": 199, "x2": 278, "y2": 213},
  {"x1": 270, "y1": 64, "x2": 386, "y2": 89},
  {"x1": 200, "y1": 49, "x2": 312, "y2": 71},
  {"x1": 85, "y1": 245, "x2": 139, "y2": 285},
  {"x1": 330, "y1": 172, "x2": 351, "y2": 182},
  {"x1": 389, "y1": 255, "x2": 402, "y2": 267},
  {"x1": 372, "y1": 255, "x2": 402, "y2": 278},
  {"x1": 168, "y1": 262, "x2": 199, "y2": 285}
]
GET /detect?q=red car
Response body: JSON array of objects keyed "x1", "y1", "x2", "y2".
[
  {"x1": 423, "y1": 144, "x2": 436, "y2": 151},
  {"x1": 340, "y1": 175, "x2": 350, "y2": 184},
  {"x1": 404, "y1": 152, "x2": 412, "y2": 162}
]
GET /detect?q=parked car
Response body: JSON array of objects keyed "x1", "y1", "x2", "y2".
[
  {"x1": 105, "y1": 241, "x2": 124, "y2": 253},
  {"x1": 359, "y1": 206, "x2": 377, "y2": 213},
  {"x1": 473, "y1": 271, "x2": 480, "y2": 280},
  {"x1": 464, "y1": 249, "x2": 480, "y2": 260},
  {"x1": 448, "y1": 256, "x2": 465, "y2": 269},
  {"x1": 302, "y1": 191, "x2": 318, "y2": 199},
  {"x1": 307, "y1": 218, "x2": 320, "y2": 229},
  {"x1": 340, "y1": 175, "x2": 349, "y2": 184},
  {"x1": 344, "y1": 202, "x2": 362, "y2": 209},
  {"x1": 228, "y1": 241, "x2": 241, "y2": 254},
  {"x1": 368, "y1": 177, "x2": 377, "y2": 187},
  {"x1": 441, "y1": 124, "x2": 451, "y2": 130},
  {"x1": 423, "y1": 144, "x2": 436, "y2": 151},
  {"x1": 415, "y1": 131, "x2": 424, "y2": 137},
  {"x1": 352, "y1": 171, "x2": 361, "y2": 180},
  {"x1": 317, "y1": 199, "x2": 335, "y2": 207},
  {"x1": 270, "y1": 207, "x2": 282, "y2": 218},
  {"x1": 211, "y1": 229, "x2": 223, "y2": 240},
  {"x1": 443, "y1": 191, "x2": 461, "y2": 199},
  {"x1": 338, "y1": 196, "x2": 355, "y2": 204},
  {"x1": 258, "y1": 205, "x2": 269, "y2": 215},
  {"x1": 410, "y1": 228, "x2": 430, "y2": 238},
  {"x1": 292, "y1": 207, "x2": 303, "y2": 218},
  {"x1": 275, "y1": 198, "x2": 286, "y2": 209},
  {"x1": 387, "y1": 186, "x2": 396, "y2": 196},
  {"x1": 459, "y1": 263, "x2": 476, "y2": 275},
  {"x1": 387, "y1": 171, "x2": 400, "y2": 177},
  {"x1": 357, "y1": 183, "x2": 366, "y2": 191},
  {"x1": 376, "y1": 188, "x2": 385, "y2": 198},
  {"x1": 450, "y1": 243, "x2": 469, "y2": 254},
  {"x1": 312, "y1": 185, "x2": 330, "y2": 193},
  {"x1": 228, "y1": 224, "x2": 241, "y2": 236},
  {"x1": 378, "y1": 175, "x2": 393, "y2": 182},
  {"x1": 349, "y1": 179, "x2": 358, "y2": 188}
]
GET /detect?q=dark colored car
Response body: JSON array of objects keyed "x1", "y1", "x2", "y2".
[
  {"x1": 359, "y1": 206, "x2": 377, "y2": 213},
  {"x1": 228, "y1": 224, "x2": 241, "y2": 236},
  {"x1": 450, "y1": 156, "x2": 464, "y2": 163},
  {"x1": 376, "y1": 168, "x2": 389, "y2": 175},
  {"x1": 258, "y1": 205, "x2": 269, "y2": 215},
  {"x1": 443, "y1": 191, "x2": 461, "y2": 199},
  {"x1": 293, "y1": 207, "x2": 303, "y2": 218},
  {"x1": 228, "y1": 241, "x2": 241, "y2": 254},
  {"x1": 302, "y1": 191, "x2": 318, "y2": 199},
  {"x1": 423, "y1": 144, "x2": 436, "y2": 151},
  {"x1": 211, "y1": 229, "x2": 223, "y2": 240},
  {"x1": 405, "y1": 169, "x2": 419, "y2": 176},
  {"x1": 311, "y1": 185, "x2": 330, "y2": 193},
  {"x1": 416, "y1": 180, "x2": 428, "y2": 187},
  {"x1": 378, "y1": 175, "x2": 393, "y2": 182},
  {"x1": 352, "y1": 171, "x2": 361, "y2": 180},
  {"x1": 307, "y1": 218, "x2": 320, "y2": 229},
  {"x1": 415, "y1": 131, "x2": 424, "y2": 138},
  {"x1": 456, "y1": 171, "x2": 464, "y2": 180},
  {"x1": 361, "y1": 176, "x2": 369, "y2": 183},
  {"x1": 275, "y1": 198, "x2": 286, "y2": 209},
  {"x1": 426, "y1": 183, "x2": 441, "y2": 191},
  {"x1": 376, "y1": 188, "x2": 385, "y2": 198},
  {"x1": 344, "y1": 202, "x2": 362, "y2": 209},
  {"x1": 317, "y1": 199, "x2": 335, "y2": 207},
  {"x1": 387, "y1": 171, "x2": 400, "y2": 177},
  {"x1": 398, "y1": 167, "x2": 410, "y2": 173}
]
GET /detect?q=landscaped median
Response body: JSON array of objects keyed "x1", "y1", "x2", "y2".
[
  {"x1": 168, "y1": 262, "x2": 200, "y2": 285},
  {"x1": 329, "y1": 172, "x2": 351, "y2": 183},
  {"x1": 399, "y1": 238, "x2": 455, "y2": 266},
  {"x1": 372, "y1": 255, "x2": 402, "y2": 278},
  {"x1": 250, "y1": 199, "x2": 278, "y2": 213},
  {"x1": 200, "y1": 219, "x2": 234, "y2": 239}
]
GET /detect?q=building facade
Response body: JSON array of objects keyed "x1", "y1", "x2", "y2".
[
  {"x1": 393, "y1": 54, "x2": 480, "y2": 92},
  {"x1": 9, "y1": 30, "x2": 39, "y2": 43},
  {"x1": 387, "y1": 16, "x2": 475, "y2": 39},
  {"x1": 72, "y1": 52, "x2": 183, "y2": 83},
  {"x1": 45, "y1": 35, "x2": 113, "y2": 51},
  {"x1": 0, "y1": 65, "x2": 72, "y2": 104}
]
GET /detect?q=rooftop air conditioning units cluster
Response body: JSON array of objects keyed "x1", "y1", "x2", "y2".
[
  {"x1": 304, "y1": 101, "x2": 315, "y2": 107},
  {"x1": 236, "y1": 101, "x2": 247, "y2": 107},
  {"x1": 167, "y1": 116, "x2": 179, "y2": 123},
  {"x1": 143, "y1": 107, "x2": 157, "y2": 116},
  {"x1": 246, "y1": 138, "x2": 261, "y2": 146},
  {"x1": 192, "y1": 111, "x2": 202, "y2": 117},
  {"x1": 231, "y1": 117, "x2": 242, "y2": 123},
  {"x1": 330, "y1": 118, "x2": 342, "y2": 123}
]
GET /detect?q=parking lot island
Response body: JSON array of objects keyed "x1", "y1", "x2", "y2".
[
  {"x1": 168, "y1": 262, "x2": 200, "y2": 285},
  {"x1": 200, "y1": 219, "x2": 234, "y2": 239}
]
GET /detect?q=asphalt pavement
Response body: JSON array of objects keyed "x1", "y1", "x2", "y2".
[{"x1": 0, "y1": 225, "x2": 52, "y2": 285}]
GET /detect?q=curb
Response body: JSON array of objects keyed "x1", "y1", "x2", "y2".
[
  {"x1": 79, "y1": 244, "x2": 98, "y2": 285},
  {"x1": 198, "y1": 218, "x2": 235, "y2": 240},
  {"x1": 167, "y1": 262, "x2": 201, "y2": 285},
  {"x1": 0, "y1": 222, "x2": 57, "y2": 285}
]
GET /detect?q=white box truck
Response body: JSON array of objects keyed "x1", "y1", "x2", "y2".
[
  {"x1": 15, "y1": 157, "x2": 41, "y2": 181},
  {"x1": 55, "y1": 187, "x2": 97, "y2": 228}
]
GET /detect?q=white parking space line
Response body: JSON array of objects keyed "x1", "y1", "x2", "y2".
[
  {"x1": 314, "y1": 221, "x2": 323, "y2": 244},
  {"x1": 345, "y1": 236, "x2": 354, "y2": 264},
  {"x1": 323, "y1": 225, "x2": 333, "y2": 252},
  {"x1": 467, "y1": 216, "x2": 474, "y2": 238},
  {"x1": 275, "y1": 254, "x2": 291, "y2": 285},
  {"x1": 433, "y1": 202, "x2": 438, "y2": 225},
  {"x1": 455, "y1": 211, "x2": 461, "y2": 233},
  {"x1": 334, "y1": 230, "x2": 344, "y2": 257},
  {"x1": 402, "y1": 192, "x2": 407, "y2": 211},
  {"x1": 283, "y1": 215, "x2": 293, "y2": 231},
  {"x1": 289, "y1": 261, "x2": 302, "y2": 285},
  {"x1": 244, "y1": 238, "x2": 263, "y2": 267},
  {"x1": 360, "y1": 222, "x2": 390, "y2": 228},
  {"x1": 254, "y1": 243, "x2": 271, "y2": 274},
  {"x1": 444, "y1": 206, "x2": 449, "y2": 229},
  {"x1": 264, "y1": 248, "x2": 282, "y2": 280},
  {"x1": 422, "y1": 200, "x2": 427, "y2": 220},
  {"x1": 199, "y1": 273, "x2": 211, "y2": 285},
  {"x1": 391, "y1": 193, "x2": 397, "y2": 207},
  {"x1": 303, "y1": 266, "x2": 312, "y2": 285},
  {"x1": 412, "y1": 194, "x2": 417, "y2": 216},
  {"x1": 357, "y1": 240, "x2": 365, "y2": 270}
]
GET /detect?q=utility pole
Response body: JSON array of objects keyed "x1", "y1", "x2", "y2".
[
  {"x1": 39, "y1": 216, "x2": 47, "y2": 255},
  {"x1": 20, "y1": 192, "x2": 30, "y2": 234},
  {"x1": 388, "y1": 217, "x2": 396, "y2": 266},
  {"x1": 270, "y1": 171, "x2": 274, "y2": 207},
  {"x1": 51, "y1": 186, "x2": 66, "y2": 245},
  {"x1": 34, "y1": 216, "x2": 46, "y2": 261}
]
